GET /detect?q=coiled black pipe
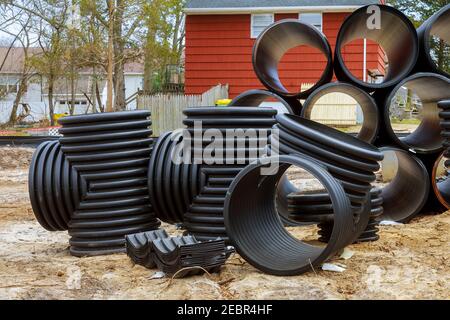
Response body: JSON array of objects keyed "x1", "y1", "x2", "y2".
[
  {"x1": 416, "y1": 4, "x2": 450, "y2": 78},
  {"x1": 274, "y1": 114, "x2": 384, "y2": 244},
  {"x1": 148, "y1": 131, "x2": 202, "y2": 224},
  {"x1": 182, "y1": 107, "x2": 277, "y2": 242},
  {"x1": 334, "y1": 5, "x2": 418, "y2": 92},
  {"x1": 224, "y1": 155, "x2": 354, "y2": 276},
  {"x1": 56, "y1": 111, "x2": 160, "y2": 257},
  {"x1": 229, "y1": 89, "x2": 302, "y2": 115},
  {"x1": 377, "y1": 147, "x2": 430, "y2": 222},
  {"x1": 29, "y1": 140, "x2": 72, "y2": 231},
  {"x1": 381, "y1": 73, "x2": 450, "y2": 154},
  {"x1": 302, "y1": 82, "x2": 380, "y2": 143},
  {"x1": 252, "y1": 19, "x2": 333, "y2": 99}
]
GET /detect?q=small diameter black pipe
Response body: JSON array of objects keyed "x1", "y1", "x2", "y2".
[
  {"x1": 377, "y1": 147, "x2": 430, "y2": 222},
  {"x1": 224, "y1": 155, "x2": 354, "y2": 276},
  {"x1": 431, "y1": 152, "x2": 450, "y2": 210},
  {"x1": 416, "y1": 4, "x2": 450, "y2": 78},
  {"x1": 302, "y1": 82, "x2": 380, "y2": 143},
  {"x1": 229, "y1": 89, "x2": 302, "y2": 115},
  {"x1": 252, "y1": 19, "x2": 333, "y2": 99},
  {"x1": 382, "y1": 73, "x2": 450, "y2": 154},
  {"x1": 334, "y1": 5, "x2": 418, "y2": 92}
]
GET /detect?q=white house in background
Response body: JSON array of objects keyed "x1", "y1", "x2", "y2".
[{"x1": 0, "y1": 47, "x2": 144, "y2": 124}]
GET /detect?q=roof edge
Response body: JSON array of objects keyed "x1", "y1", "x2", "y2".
[{"x1": 185, "y1": 5, "x2": 362, "y2": 15}]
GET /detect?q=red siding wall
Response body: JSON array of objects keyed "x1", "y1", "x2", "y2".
[{"x1": 185, "y1": 12, "x2": 385, "y2": 98}]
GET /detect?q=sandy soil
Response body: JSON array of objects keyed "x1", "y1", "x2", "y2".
[{"x1": 0, "y1": 146, "x2": 449, "y2": 300}]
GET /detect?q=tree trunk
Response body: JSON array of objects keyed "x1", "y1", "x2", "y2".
[
  {"x1": 113, "y1": 0, "x2": 126, "y2": 111},
  {"x1": 9, "y1": 77, "x2": 27, "y2": 125},
  {"x1": 95, "y1": 81, "x2": 104, "y2": 113},
  {"x1": 48, "y1": 75, "x2": 55, "y2": 126},
  {"x1": 106, "y1": 0, "x2": 115, "y2": 112}
]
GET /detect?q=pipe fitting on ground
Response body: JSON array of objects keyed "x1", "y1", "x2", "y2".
[{"x1": 224, "y1": 155, "x2": 354, "y2": 276}]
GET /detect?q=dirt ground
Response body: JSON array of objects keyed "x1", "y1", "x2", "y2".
[{"x1": 0, "y1": 146, "x2": 449, "y2": 300}]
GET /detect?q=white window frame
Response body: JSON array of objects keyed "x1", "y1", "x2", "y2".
[
  {"x1": 251, "y1": 13, "x2": 274, "y2": 39},
  {"x1": 299, "y1": 12, "x2": 323, "y2": 32}
]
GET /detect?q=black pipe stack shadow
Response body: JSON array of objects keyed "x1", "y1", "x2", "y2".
[
  {"x1": 29, "y1": 111, "x2": 160, "y2": 257},
  {"x1": 182, "y1": 107, "x2": 277, "y2": 242}
]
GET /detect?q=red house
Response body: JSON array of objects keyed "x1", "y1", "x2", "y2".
[{"x1": 184, "y1": 0, "x2": 386, "y2": 98}]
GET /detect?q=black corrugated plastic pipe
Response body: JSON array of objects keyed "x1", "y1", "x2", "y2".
[
  {"x1": 415, "y1": 4, "x2": 450, "y2": 78},
  {"x1": 29, "y1": 140, "x2": 72, "y2": 231},
  {"x1": 182, "y1": 107, "x2": 277, "y2": 242},
  {"x1": 224, "y1": 155, "x2": 354, "y2": 276},
  {"x1": 148, "y1": 131, "x2": 203, "y2": 224},
  {"x1": 252, "y1": 19, "x2": 333, "y2": 99},
  {"x1": 274, "y1": 114, "x2": 384, "y2": 244},
  {"x1": 377, "y1": 147, "x2": 430, "y2": 222},
  {"x1": 229, "y1": 89, "x2": 302, "y2": 115},
  {"x1": 57, "y1": 111, "x2": 160, "y2": 257},
  {"x1": 382, "y1": 73, "x2": 450, "y2": 154},
  {"x1": 436, "y1": 100, "x2": 450, "y2": 209},
  {"x1": 302, "y1": 82, "x2": 380, "y2": 143},
  {"x1": 334, "y1": 5, "x2": 418, "y2": 92}
]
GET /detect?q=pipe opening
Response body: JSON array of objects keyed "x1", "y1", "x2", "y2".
[
  {"x1": 253, "y1": 19, "x2": 333, "y2": 99},
  {"x1": 224, "y1": 155, "x2": 353, "y2": 276},
  {"x1": 377, "y1": 147, "x2": 430, "y2": 222},
  {"x1": 229, "y1": 89, "x2": 301, "y2": 114},
  {"x1": 386, "y1": 73, "x2": 450, "y2": 153},
  {"x1": 302, "y1": 83, "x2": 379, "y2": 143},
  {"x1": 432, "y1": 153, "x2": 450, "y2": 209},
  {"x1": 335, "y1": 5, "x2": 418, "y2": 90}
]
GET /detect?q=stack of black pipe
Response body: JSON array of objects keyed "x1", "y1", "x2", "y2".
[
  {"x1": 437, "y1": 100, "x2": 450, "y2": 209},
  {"x1": 29, "y1": 111, "x2": 160, "y2": 257},
  {"x1": 181, "y1": 107, "x2": 277, "y2": 242}
]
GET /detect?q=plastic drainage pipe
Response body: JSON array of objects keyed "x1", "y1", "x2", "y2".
[
  {"x1": 382, "y1": 73, "x2": 450, "y2": 154},
  {"x1": 378, "y1": 147, "x2": 430, "y2": 223},
  {"x1": 252, "y1": 19, "x2": 333, "y2": 99},
  {"x1": 416, "y1": 4, "x2": 450, "y2": 78},
  {"x1": 431, "y1": 152, "x2": 450, "y2": 210},
  {"x1": 334, "y1": 5, "x2": 418, "y2": 92},
  {"x1": 302, "y1": 82, "x2": 380, "y2": 143},
  {"x1": 224, "y1": 155, "x2": 354, "y2": 276},
  {"x1": 229, "y1": 89, "x2": 302, "y2": 115}
]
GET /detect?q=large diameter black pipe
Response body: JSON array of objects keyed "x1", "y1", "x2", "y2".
[
  {"x1": 334, "y1": 5, "x2": 418, "y2": 92},
  {"x1": 416, "y1": 4, "x2": 450, "y2": 78},
  {"x1": 229, "y1": 89, "x2": 302, "y2": 115},
  {"x1": 302, "y1": 82, "x2": 380, "y2": 143},
  {"x1": 382, "y1": 73, "x2": 450, "y2": 154},
  {"x1": 224, "y1": 155, "x2": 354, "y2": 276},
  {"x1": 252, "y1": 19, "x2": 333, "y2": 99},
  {"x1": 377, "y1": 147, "x2": 430, "y2": 223}
]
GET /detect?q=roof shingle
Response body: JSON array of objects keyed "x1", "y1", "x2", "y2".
[{"x1": 186, "y1": 0, "x2": 379, "y2": 9}]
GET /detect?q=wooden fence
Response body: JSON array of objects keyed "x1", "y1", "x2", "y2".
[
  {"x1": 301, "y1": 83, "x2": 359, "y2": 127},
  {"x1": 137, "y1": 84, "x2": 229, "y2": 136}
]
